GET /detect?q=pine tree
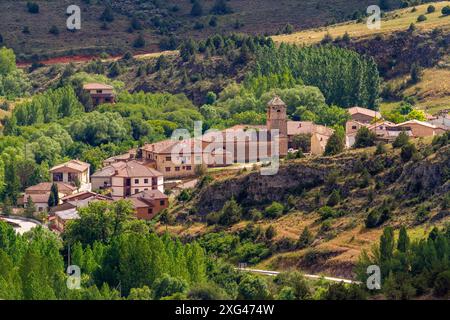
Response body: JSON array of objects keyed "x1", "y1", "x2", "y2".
[
  {"x1": 397, "y1": 226, "x2": 410, "y2": 253},
  {"x1": 298, "y1": 227, "x2": 313, "y2": 248},
  {"x1": 48, "y1": 183, "x2": 59, "y2": 207},
  {"x1": 24, "y1": 196, "x2": 36, "y2": 218},
  {"x1": 380, "y1": 227, "x2": 395, "y2": 263},
  {"x1": 4, "y1": 159, "x2": 20, "y2": 204},
  {"x1": 190, "y1": 1, "x2": 203, "y2": 17},
  {"x1": 324, "y1": 129, "x2": 345, "y2": 156}
]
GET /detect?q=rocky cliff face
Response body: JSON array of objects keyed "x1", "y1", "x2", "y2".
[{"x1": 195, "y1": 144, "x2": 450, "y2": 215}]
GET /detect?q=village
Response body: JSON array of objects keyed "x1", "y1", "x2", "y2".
[{"x1": 3, "y1": 83, "x2": 448, "y2": 234}]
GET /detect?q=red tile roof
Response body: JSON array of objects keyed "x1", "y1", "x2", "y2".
[
  {"x1": 25, "y1": 182, "x2": 77, "y2": 194},
  {"x1": 50, "y1": 160, "x2": 90, "y2": 173},
  {"x1": 83, "y1": 83, "x2": 114, "y2": 90}
]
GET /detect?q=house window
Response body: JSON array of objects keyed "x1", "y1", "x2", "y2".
[
  {"x1": 352, "y1": 126, "x2": 357, "y2": 130},
  {"x1": 186, "y1": 166, "x2": 192, "y2": 170},
  {"x1": 135, "y1": 179, "x2": 139, "y2": 184},
  {"x1": 175, "y1": 167, "x2": 180, "y2": 172},
  {"x1": 148, "y1": 208, "x2": 153, "y2": 215},
  {"x1": 160, "y1": 200, "x2": 165, "y2": 206},
  {"x1": 96, "y1": 90, "x2": 102, "y2": 94},
  {"x1": 165, "y1": 167, "x2": 171, "y2": 172},
  {"x1": 166, "y1": 156, "x2": 171, "y2": 161},
  {"x1": 144, "y1": 179, "x2": 148, "y2": 184},
  {"x1": 144, "y1": 188, "x2": 148, "y2": 191},
  {"x1": 152, "y1": 178, "x2": 157, "y2": 185},
  {"x1": 68, "y1": 172, "x2": 79, "y2": 183},
  {"x1": 53, "y1": 173, "x2": 63, "y2": 182},
  {"x1": 134, "y1": 189, "x2": 139, "y2": 194}
]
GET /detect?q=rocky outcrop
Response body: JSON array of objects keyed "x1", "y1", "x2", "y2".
[{"x1": 196, "y1": 145, "x2": 450, "y2": 216}]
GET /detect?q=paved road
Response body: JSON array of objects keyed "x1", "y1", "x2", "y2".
[{"x1": 237, "y1": 268, "x2": 361, "y2": 284}]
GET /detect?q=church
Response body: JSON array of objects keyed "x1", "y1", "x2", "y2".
[{"x1": 103, "y1": 96, "x2": 334, "y2": 178}]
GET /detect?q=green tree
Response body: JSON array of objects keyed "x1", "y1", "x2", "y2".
[
  {"x1": 354, "y1": 127, "x2": 376, "y2": 148},
  {"x1": 48, "y1": 183, "x2": 59, "y2": 207},
  {"x1": 264, "y1": 202, "x2": 284, "y2": 219},
  {"x1": 298, "y1": 227, "x2": 313, "y2": 248},
  {"x1": 190, "y1": 1, "x2": 203, "y2": 16},
  {"x1": 238, "y1": 274, "x2": 270, "y2": 300},
  {"x1": 324, "y1": 128, "x2": 345, "y2": 156},
  {"x1": 0, "y1": 47, "x2": 16, "y2": 76},
  {"x1": 397, "y1": 226, "x2": 409, "y2": 253},
  {"x1": 24, "y1": 196, "x2": 37, "y2": 218},
  {"x1": 218, "y1": 198, "x2": 242, "y2": 226},
  {"x1": 393, "y1": 131, "x2": 409, "y2": 148}
]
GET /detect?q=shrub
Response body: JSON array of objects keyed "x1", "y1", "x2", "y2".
[
  {"x1": 238, "y1": 274, "x2": 270, "y2": 300},
  {"x1": 354, "y1": 127, "x2": 377, "y2": 148},
  {"x1": 415, "y1": 206, "x2": 429, "y2": 223},
  {"x1": 434, "y1": 271, "x2": 450, "y2": 297},
  {"x1": 264, "y1": 202, "x2": 284, "y2": 219},
  {"x1": 133, "y1": 34, "x2": 146, "y2": 48},
  {"x1": 297, "y1": 227, "x2": 314, "y2": 249},
  {"x1": 27, "y1": 2, "x2": 39, "y2": 14},
  {"x1": 427, "y1": 5, "x2": 435, "y2": 14},
  {"x1": 190, "y1": 1, "x2": 203, "y2": 16},
  {"x1": 211, "y1": 0, "x2": 233, "y2": 15},
  {"x1": 393, "y1": 131, "x2": 409, "y2": 148},
  {"x1": 410, "y1": 63, "x2": 423, "y2": 84},
  {"x1": 273, "y1": 272, "x2": 310, "y2": 299},
  {"x1": 265, "y1": 226, "x2": 276, "y2": 240},
  {"x1": 324, "y1": 129, "x2": 345, "y2": 156},
  {"x1": 248, "y1": 209, "x2": 263, "y2": 222},
  {"x1": 365, "y1": 203, "x2": 390, "y2": 228},
  {"x1": 319, "y1": 206, "x2": 337, "y2": 221},
  {"x1": 400, "y1": 142, "x2": 417, "y2": 162},
  {"x1": 417, "y1": 14, "x2": 427, "y2": 22},
  {"x1": 441, "y1": 6, "x2": 450, "y2": 16},
  {"x1": 324, "y1": 282, "x2": 367, "y2": 300},
  {"x1": 327, "y1": 189, "x2": 341, "y2": 207},
  {"x1": 209, "y1": 16, "x2": 218, "y2": 27},
  {"x1": 216, "y1": 199, "x2": 242, "y2": 226},
  {"x1": 100, "y1": 6, "x2": 114, "y2": 22},
  {"x1": 49, "y1": 25, "x2": 59, "y2": 36},
  {"x1": 375, "y1": 142, "x2": 387, "y2": 155}
]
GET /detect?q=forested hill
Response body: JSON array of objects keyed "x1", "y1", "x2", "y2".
[{"x1": 0, "y1": 0, "x2": 401, "y2": 61}]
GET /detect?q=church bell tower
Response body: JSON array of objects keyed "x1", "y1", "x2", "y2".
[{"x1": 266, "y1": 96, "x2": 288, "y2": 157}]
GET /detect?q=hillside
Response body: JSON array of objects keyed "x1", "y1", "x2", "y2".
[
  {"x1": 273, "y1": 2, "x2": 450, "y2": 46},
  {"x1": 161, "y1": 137, "x2": 450, "y2": 279},
  {"x1": 0, "y1": 0, "x2": 390, "y2": 61}
]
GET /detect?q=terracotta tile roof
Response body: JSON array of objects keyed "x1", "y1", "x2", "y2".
[
  {"x1": 61, "y1": 191, "x2": 113, "y2": 202},
  {"x1": 130, "y1": 189, "x2": 168, "y2": 200},
  {"x1": 127, "y1": 197, "x2": 153, "y2": 209},
  {"x1": 104, "y1": 150, "x2": 137, "y2": 163},
  {"x1": 50, "y1": 202, "x2": 76, "y2": 214},
  {"x1": 50, "y1": 160, "x2": 90, "y2": 173},
  {"x1": 25, "y1": 182, "x2": 77, "y2": 194},
  {"x1": 113, "y1": 160, "x2": 163, "y2": 178},
  {"x1": 396, "y1": 120, "x2": 438, "y2": 129},
  {"x1": 143, "y1": 139, "x2": 202, "y2": 154},
  {"x1": 348, "y1": 107, "x2": 382, "y2": 119},
  {"x1": 287, "y1": 121, "x2": 333, "y2": 136},
  {"x1": 24, "y1": 193, "x2": 50, "y2": 204},
  {"x1": 83, "y1": 83, "x2": 114, "y2": 90}
]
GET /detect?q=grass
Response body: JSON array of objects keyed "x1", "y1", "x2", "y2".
[
  {"x1": 273, "y1": 2, "x2": 450, "y2": 46},
  {"x1": 381, "y1": 65, "x2": 450, "y2": 114}
]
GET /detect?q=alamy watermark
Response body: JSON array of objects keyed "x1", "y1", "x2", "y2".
[{"x1": 66, "y1": 5, "x2": 81, "y2": 30}]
